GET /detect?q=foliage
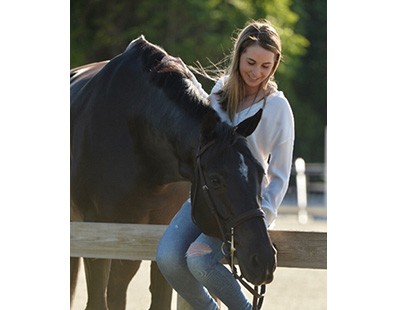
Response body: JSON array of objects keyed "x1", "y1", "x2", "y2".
[
  {"x1": 291, "y1": 0, "x2": 327, "y2": 161},
  {"x1": 70, "y1": 0, "x2": 326, "y2": 162}
]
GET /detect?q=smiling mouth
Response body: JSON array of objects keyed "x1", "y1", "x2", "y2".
[{"x1": 247, "y1": 74, "x2": 260, "y2": 83}]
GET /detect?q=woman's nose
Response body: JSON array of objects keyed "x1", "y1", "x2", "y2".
[{"x1": 251, "y1": 66, "x2": 261, "y2": 77}]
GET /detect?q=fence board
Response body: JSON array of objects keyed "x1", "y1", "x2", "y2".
[{"x1": 70, "y1": 222, "x2": 326, "y2": 269}]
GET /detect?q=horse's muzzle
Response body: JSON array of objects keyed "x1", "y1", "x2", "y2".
[{"x1": 247, "y1": 253, "x2": 276, "y2": 285}]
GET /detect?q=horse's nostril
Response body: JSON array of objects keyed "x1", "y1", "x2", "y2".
[{"x1": 251, "y1": 254, "x2": 276, "y2": 284}]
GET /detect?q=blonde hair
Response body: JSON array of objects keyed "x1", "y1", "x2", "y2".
[{"x1": 220, "y1": 19, "x2": 282, "y2": 121}]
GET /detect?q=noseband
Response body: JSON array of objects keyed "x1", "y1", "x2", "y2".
[{"x1": 192, "y1": 138, "x2": 267, "y2": 309}]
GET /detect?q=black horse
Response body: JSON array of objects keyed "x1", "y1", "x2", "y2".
[{"x1": 70, "y1": 36, "x2": 276, "y2": 309}]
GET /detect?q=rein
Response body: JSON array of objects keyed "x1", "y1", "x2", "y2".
[{"x1": 193, "y1": 138, "x2": 267, "y2": 310}]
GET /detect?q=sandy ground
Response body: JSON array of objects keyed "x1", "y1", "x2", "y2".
[{"x1": 71, "y1": 212, "x2": 327, "y2": 310}]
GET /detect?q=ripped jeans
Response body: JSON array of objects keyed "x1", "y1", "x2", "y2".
[{"x1": 156, "y1": 199, "x2": 252, "y2": 310}]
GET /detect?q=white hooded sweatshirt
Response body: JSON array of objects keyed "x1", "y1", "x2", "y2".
[{"x1": 195, "y1": 76, "x2": 295, "y2": 226}]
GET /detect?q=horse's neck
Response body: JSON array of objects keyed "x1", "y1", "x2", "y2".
[
  {"x1": 138, "y1": 70, "x2": 213, "y2": 182},
  {"x1": 149, "y1": 106, "x2": 206, "y2": 182},
  {"x1": 178, "y1": 119, "x2": 202, "y2": 164},
  {"x1": 165, "y1": 114, "x2": 202, "y2": 178}
]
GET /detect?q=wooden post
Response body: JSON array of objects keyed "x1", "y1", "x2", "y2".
[{"x1": 295, "y1": 157, "x2": 308, "y2": 224}]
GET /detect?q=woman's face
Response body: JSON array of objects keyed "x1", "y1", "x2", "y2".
[{"x1": 239, "y1": 43, "x2": 276, "y2": 94}]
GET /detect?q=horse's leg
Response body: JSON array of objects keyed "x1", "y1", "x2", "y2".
[
  {"x1": 149, "y1": 261, "x2": 173, "y2": 310},
  {"x1": 83, "y1": 258, "x2": 111, "y2": 310},
  {"x1": 70, "y1": 257, "x2": 80, "y2": 307},
  {"x1": 107, "y1": 260, "x2": 142, "y2": 310}
]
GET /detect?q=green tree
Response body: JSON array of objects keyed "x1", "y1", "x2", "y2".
[
  {"x1": 291, "y1": 0, "x2": 327, "y2": 162},
  {"x1": 70, "y1": 0, "x2": 326, "y2": 163}
]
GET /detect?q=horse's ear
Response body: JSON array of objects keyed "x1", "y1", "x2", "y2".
[
  {"x1": 234, "y1": 108, "x2": 263, "y2": 137},
  {"x1": 201, "y1": 112, "x2": 219, "y2": 143}
]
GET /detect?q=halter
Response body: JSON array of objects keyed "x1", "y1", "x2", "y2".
[{"x1": 192, "y1": 138, "x2": 267, "y2": 310}]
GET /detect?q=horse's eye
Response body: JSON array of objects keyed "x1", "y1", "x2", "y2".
[{"x1": 209, "y1": 176, "x2": 221, "y2": 188}]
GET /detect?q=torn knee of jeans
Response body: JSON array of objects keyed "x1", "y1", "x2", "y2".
[{"x1": 186, "y1": 242, "x2": 212, "y2": 257}]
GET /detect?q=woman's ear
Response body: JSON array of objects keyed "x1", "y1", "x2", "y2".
[{"x1": 234, "y1": 108, "x2": 263, "y2": 137}]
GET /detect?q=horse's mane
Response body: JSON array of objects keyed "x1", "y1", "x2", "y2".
[
  {"x1": 126, "y1": 36, "x2": 215, "y2": 120},
  {"x1": 124, "y1": 36, "x2": 241, "y2": 152}
]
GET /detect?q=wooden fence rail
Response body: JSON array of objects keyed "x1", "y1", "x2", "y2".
[
  {"x1": 70, "y1": 222, "x2": 327, "y2": 269},
  {"x1": 71, "y1": 222, "x2": 326, "y2": 309}
]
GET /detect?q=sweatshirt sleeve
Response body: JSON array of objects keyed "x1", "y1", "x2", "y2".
[
  {"x1": 262, "y1": 137, "x2": 294, "y2": 225},
  {"x1": 248, "y1": 93, "x2": 295, "y2": 226}
]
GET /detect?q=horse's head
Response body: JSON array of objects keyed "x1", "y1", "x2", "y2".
[{"x1": 190, "y1": 109, "x2": 277, "y2": 285}]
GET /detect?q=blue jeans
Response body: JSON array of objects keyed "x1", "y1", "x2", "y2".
[{"x1": 156, "y1": 199, "x2": 252, "y2": 310}]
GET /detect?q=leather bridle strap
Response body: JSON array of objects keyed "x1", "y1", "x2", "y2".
[
  {"x1": 195, "y1": 144, "x2": 228, "y2": 242},
  {"x1": 224, "y1": 208, "x2": 265, "y2": 232},
  {"x1": 194, "y1": 139, "x2": 267, "y2": 309},
  {"x1": 227, "y1": 226, "x2": 266, "y2": 310}
]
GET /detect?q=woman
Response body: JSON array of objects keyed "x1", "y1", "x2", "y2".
[{"x1": 156, "y1": 19, "x2": 294, "y2": 309}]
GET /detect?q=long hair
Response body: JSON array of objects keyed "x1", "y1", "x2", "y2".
[
  {"x1": 190, "y1": 19, "x2": 283, "y2": 121},
  {"x1": 219, "y1": 19, "x2": 282, "y2": 121},
  {"x1": 224, "y1": 20, "x2": 282, "y2": 120}
]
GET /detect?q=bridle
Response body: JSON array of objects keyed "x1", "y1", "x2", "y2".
[{"x1": 192, "y1": 137, "x2": 267, "y2": 310}]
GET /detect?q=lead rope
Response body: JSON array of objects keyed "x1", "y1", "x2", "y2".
[{"x1": 228, "y1": 227, "x2": 266, "y2": 310}]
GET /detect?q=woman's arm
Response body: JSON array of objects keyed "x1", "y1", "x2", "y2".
[
  {"x1": 253, "y1": 94, "x2": 295, "y2": 226},
  {"x1": 261, "y1": 137, "x2": 294, "y2": 226}
]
